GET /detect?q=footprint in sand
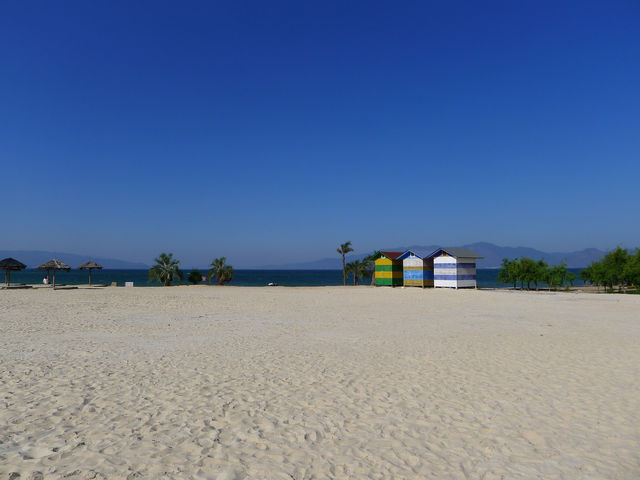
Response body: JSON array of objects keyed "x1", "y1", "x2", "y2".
[
  {"x1": 216, "y1": 467, "x2": 244, "y2": 480},
  {"x1": 521, "y1": 430, "x2": 546, "y2": 449}
]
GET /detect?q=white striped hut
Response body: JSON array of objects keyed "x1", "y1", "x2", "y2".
[{"x1": 428, "y1": 248, "x2": 483, "y2": 289}]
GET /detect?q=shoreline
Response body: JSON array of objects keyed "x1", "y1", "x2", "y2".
[
  {"x1": 2, "y1": 283, "x2": 635, "y2": 295},
  {"x1": 3, "y1": 267, "x2": 590, "y2": 290}
]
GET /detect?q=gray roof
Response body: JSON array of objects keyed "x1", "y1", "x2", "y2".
[{"x1": 436, "y1": 247, "x2": 483, "y2": 259}]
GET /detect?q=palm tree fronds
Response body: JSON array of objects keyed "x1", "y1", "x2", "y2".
[
  {"x1": 148, "y1": 252, "x2": 182, "y2": 286},
  {"x1": 208, "y1": 257, "x2": 234, "y2": 285}
]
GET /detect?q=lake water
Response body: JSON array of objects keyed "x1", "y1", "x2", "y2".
[{"x1": 8, "y1": 268, "x2": 586, "y2": 288}]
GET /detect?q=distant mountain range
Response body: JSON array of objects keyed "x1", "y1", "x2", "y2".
[
  {"x1": 0, "y1": 250, "x2": 148, "y2": 269},
  {"x1": 1, "y1": 243, "x2": 608, "y2": 270},
  {"x1": 258, "y1": 242, "x2": 607, "y2": 269}
]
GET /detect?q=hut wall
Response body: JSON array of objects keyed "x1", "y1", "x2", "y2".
[
  {"x1": 375, "y1": 257, "x2": 403, "y2": 286},
  {"x1": 402, "y1": 256, "x2": 434, "y2": 287},
  {"x1": 433, "y1": 255, "x2": 477, "y2": 288}
]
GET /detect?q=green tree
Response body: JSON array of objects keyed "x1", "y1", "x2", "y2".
[
  {"x1": 601, "y1": 247, "x2": 629, "y2": 291},
  {"x1": 518, "y1": 257, "x2": 538, "y2": 290},
  {"x1": 364, "y1": 250, "x2": 381, "y2": 286},
  {"x1": 546, "y1": 262, "x2": 568, "y2": 290},
  {"x1": 188, "y1": 269, "x2": 203, "y2": 285},
  {"x1": 497, "y1": 258, "x2": 518, "y2": 289},
  {"x1": 582, "y1": 247, "x2": 637, "y2": 293},
  {"x1": 346, "y1": 259, "x2": 369, "y2": 286},
  {"x1": 566, "y1": 271, "x2": 576, "y2": 287},
  {"x1": 580, "y1": 264, "x2": 594, "y2": 286},
  {"x1": 148, "y1": 253, "x2": 184, "y2": 286},
  {"x1": 207, "y1": 257, "x2": 234, "y2": 285},
  {"x1": 581, "y1": 260, "x2": 609, "y2": 291},
  {"x1": 337, "y1": 241, "x2": 354, "y2": 286},
  {"x1": 533, "y1": 259, "x2": 548, "y2": 291},
  {"x1": 623, "y1": 249, "x2": 640, "y2": 289}
]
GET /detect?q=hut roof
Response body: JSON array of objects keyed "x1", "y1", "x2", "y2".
[
  {"x1": 397, "y1": 249, "x2": 434, "y2": 260},
  {"x1": 428, "y1": 248, "x2": 484, "y2": 259},
  {"x1": 78, "y1": 261, "x2": 103, "y2": 270},
  {"x1": 37, "y1": 259, "x2": 71, "y2": 271},
  {"x1": 0, "y1": 257, "x2": 27, "y2": 270},
  {"x1": 379, "y1": 251, "x2": 404, "y2": 260}
]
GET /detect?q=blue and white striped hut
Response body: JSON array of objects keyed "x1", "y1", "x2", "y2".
[
  {"x1": 397, "y1": 250, "x2": 434, "y2": 288},
  {"x1": 427, "y1": 248, "x2": 483, "y2": 289}
]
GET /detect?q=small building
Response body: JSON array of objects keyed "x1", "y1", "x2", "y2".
[
  {"x1": 374, "y1": 251, "x2": 404, "y2": 287},
  {"x1": 428, "y1": 248, "x2": 483, "y2": 289},
  {"x1": 397, "y1": 250, "x2": 434, "y2": 288}
]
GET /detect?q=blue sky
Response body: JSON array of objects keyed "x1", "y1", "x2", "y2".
[{"x1": 1, "y1": 1, "x2": 639, "y2": 267}]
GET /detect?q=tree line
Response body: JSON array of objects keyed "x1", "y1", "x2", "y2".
[
  {"x1": 337, "y1": 241, "x2": 380, "y2": 286},
  {"x1": 498, "y1": 246, "x2": 640, "y2": 292},
  {"x1": 579, "y1": 246, "x2": 640, "y2": 291},
  {"x1": 497, "y1": 258, "x2": 576, "y2": 290},
  {"x1": 148, "y1": 253, "x2": 234, "y2": 286}
]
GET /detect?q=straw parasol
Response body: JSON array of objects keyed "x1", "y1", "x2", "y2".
[
  {"x1": 0, "y1": 258, "x2": 27, "y2": 287},
  {"x1": 37, "y1": 259, "x2": 71, "y2": 287},
  {"x1": 78, "y1": 261, "x2": 103, "y2": 286}
]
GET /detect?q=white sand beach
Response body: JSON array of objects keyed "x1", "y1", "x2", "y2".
[{"x1": 1, "y1": 286, "x2": 639, "y2": 479}]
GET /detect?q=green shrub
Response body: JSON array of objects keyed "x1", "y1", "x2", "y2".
[{"x1": 188, "y1": 269, "x2": 202, "y2": 285}]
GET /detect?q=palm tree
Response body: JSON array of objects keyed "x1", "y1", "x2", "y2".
[
  {"x1": 207, "y1": 257, "x2": 234, "y2": 285},
  {"x1": 364, "y1": 250, "x2": 381, "y2": 286},
  {"x1": 337, "y1": 241, "x2": 354, "y2": 286},
  {"x1": 148, "y1": 253, "x2": 183, "y2": 286},
  {"x1": 346, "y1": 259, "x2": 369, "y2": 286}
]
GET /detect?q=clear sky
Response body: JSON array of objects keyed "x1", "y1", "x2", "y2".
[{"x1": 1, "y1": 1, "x2": 639, "y2": 267}]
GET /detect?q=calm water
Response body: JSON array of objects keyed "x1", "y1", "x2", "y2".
[{"x1": 7, "y1": 268, "x2": 586, "y2": 288}]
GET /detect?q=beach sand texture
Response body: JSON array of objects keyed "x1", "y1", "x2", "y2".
[{"x1": 1, "y1": 287, "x2": 639, "y2": 479}]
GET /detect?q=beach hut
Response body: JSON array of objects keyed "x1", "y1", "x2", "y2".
[
  {"x1": 428, "y1": 248, "x2": 483, "y2": 289},
  {"x1": 397, "y1": 250, "x2": 434, "y2": 288},
  {"x1": 37, "y1": 259, "x2": 71, "y2": 288},
  {"x1": 0, "y1": 258, "x2": 27, "y2": 287},
  {"x1": 374, "y1": 251, "x2": 404, "y2": 286}
]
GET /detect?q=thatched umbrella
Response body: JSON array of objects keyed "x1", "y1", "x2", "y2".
[
  {"x1": 78, "y1": 261, "x2": 103, "y2": 286},
  {"x1": 0, "y1": 258, "x2": 27, "y2": 287},
  {"x1": 37, "y1": 259, "x2": 70, "y2": 288}
]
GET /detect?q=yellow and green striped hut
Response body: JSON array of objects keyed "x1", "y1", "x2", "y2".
[{"x1": 374, "y1": 251, "x2": 404, "y2": 286}]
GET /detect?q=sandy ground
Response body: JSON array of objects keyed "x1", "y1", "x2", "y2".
[{"x1": 0, "y1": 286, "x2": 639, "y2": 479}]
